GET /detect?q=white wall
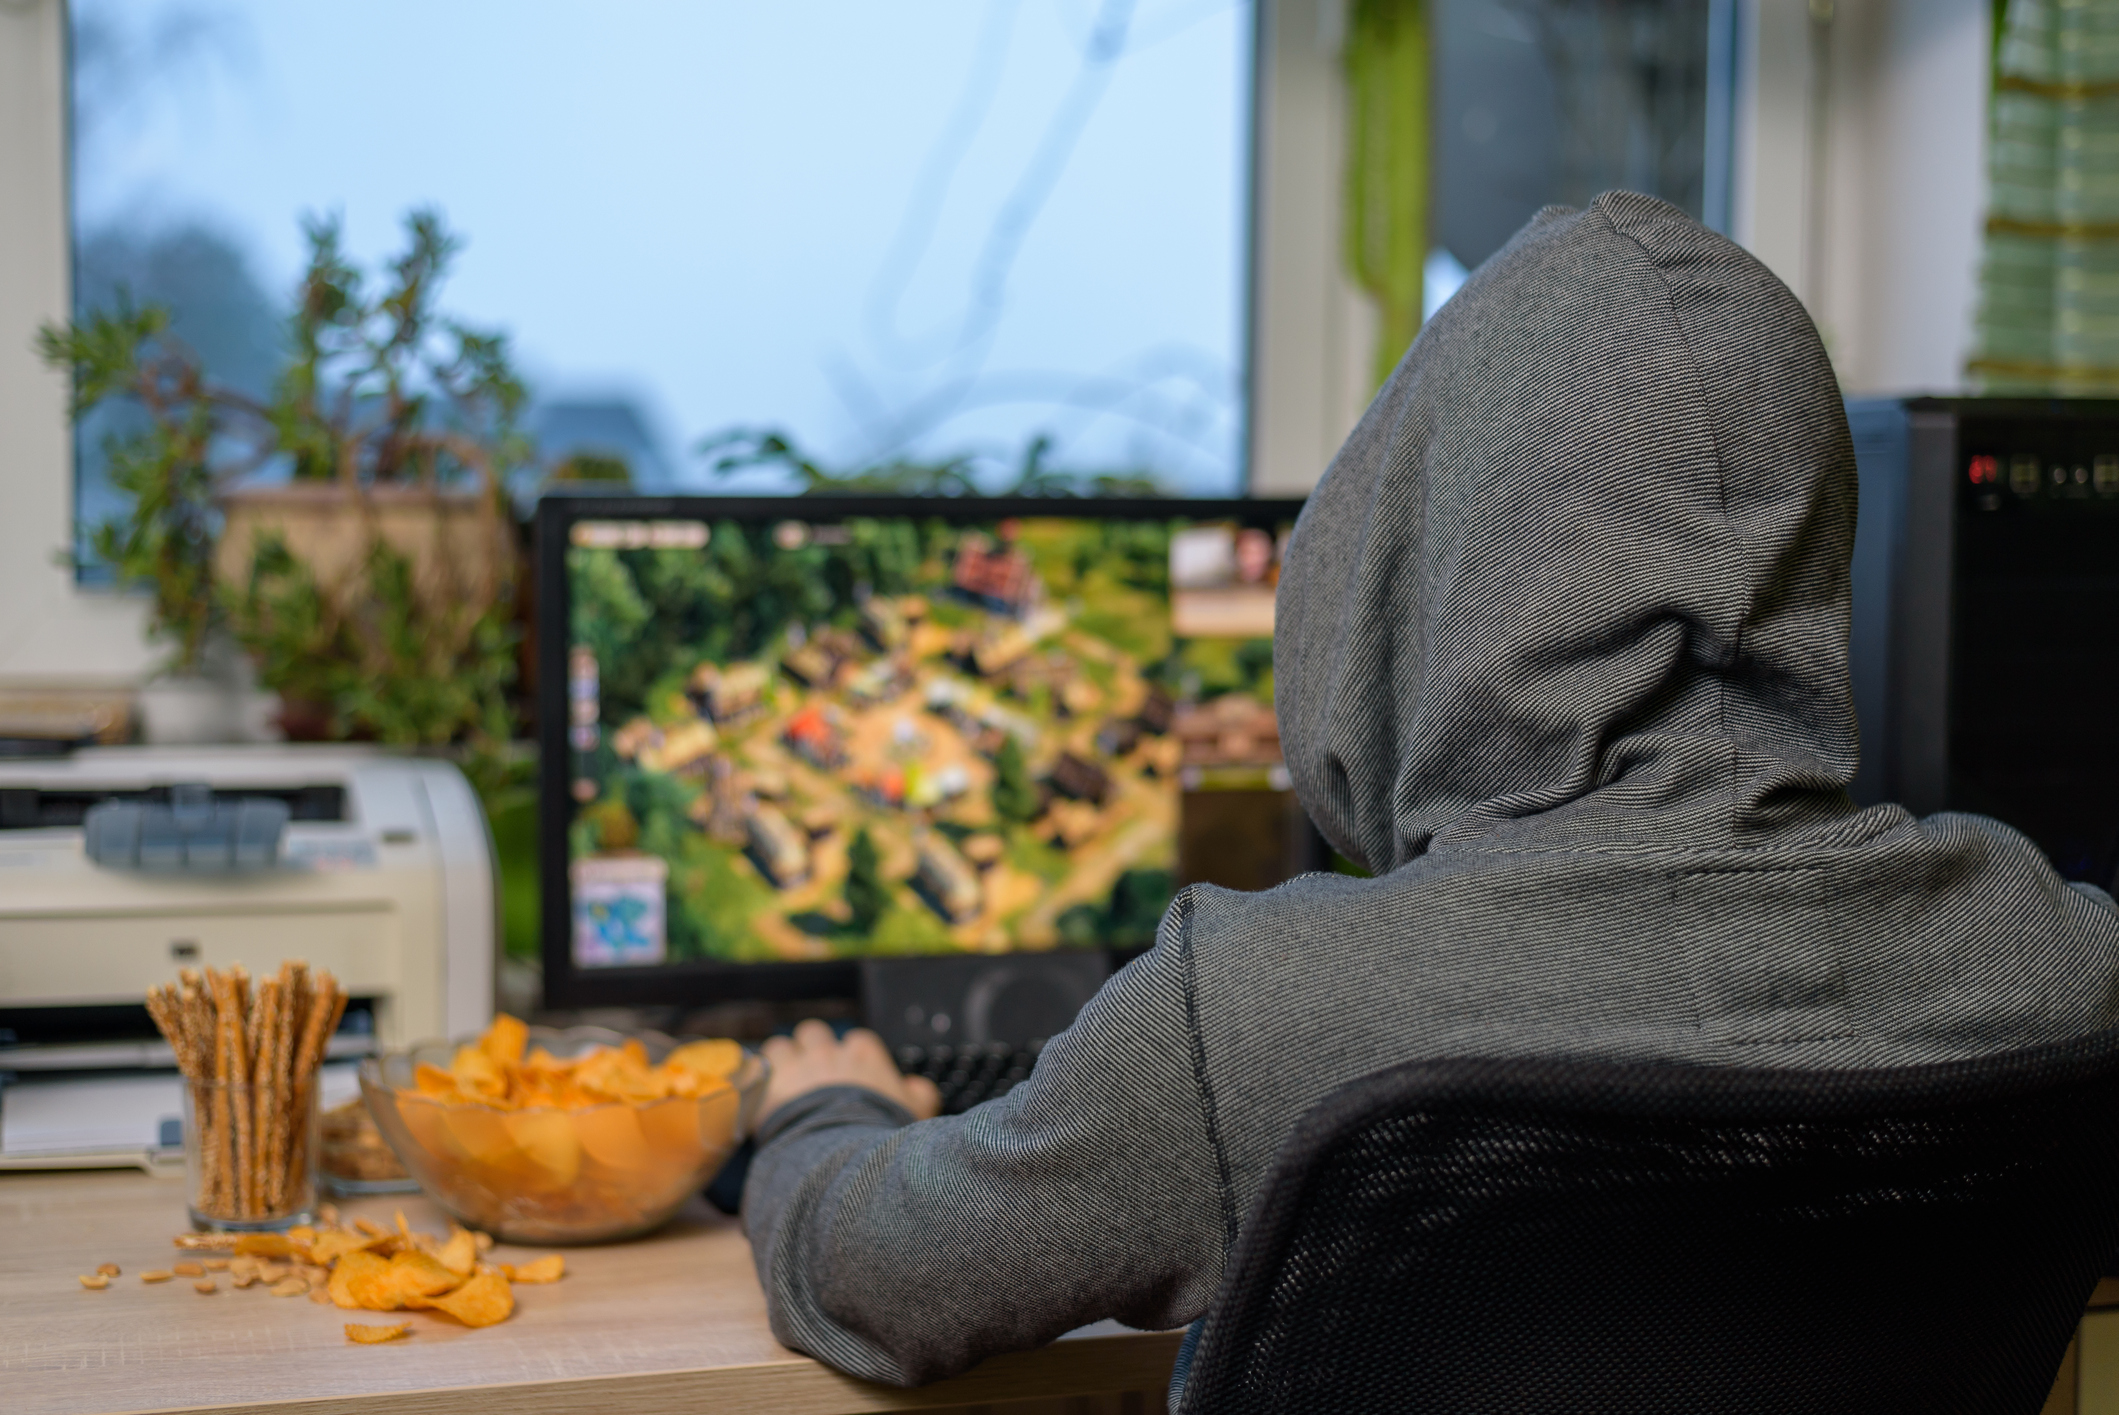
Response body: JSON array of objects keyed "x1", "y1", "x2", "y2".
[
  {"x1": 1733, "y1": 0, "x2": 1988, "y2": 394},
  {"x1": 0, "y1": 0, "x2": 155, "y2": 696}
]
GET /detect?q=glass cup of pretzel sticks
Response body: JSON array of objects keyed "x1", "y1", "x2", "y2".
[{"x1": 147, "y1": 963, "x2": 348, "y2": 1231}]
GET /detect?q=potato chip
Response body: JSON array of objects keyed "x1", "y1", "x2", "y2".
[
  {"x1": 505, "y1": 1255, "x2": 564, "y2": 1284},
  {"x1": 234, "y1": 1233, "x2": 294, "y2": 1259},
  {"x1": 443, "y1": 1106, "x2": 516, "y2": 1168},
  {"x1": 328, "y1": 1250, "x2": 397, "y2": 1311},
  {"x1": 503, "y1": 1110, "x2": 582, "y2": 1188},
  {"x1": 637, "y1": 1095, "x2": 704, "y2": 1162},
  {"x1": 574, "y1": 1104, "x2": 653, "y2": 1175},
  {"x1": 450, "y1": 1044, "x2": 507, "y2": 1101},
  {"x1": 398, "y1": 1095, "x2": 459, "y2": 1160},
  {"x1": 388, "y1": 1249, "x2": 463, "y2": 1300},
  {"x1": 345, "y1": 1322, "x2": 410, "y2": 1344},
  {"x1": 481, "y1": 1012, "x2": 529, "y2": 1067},
  {"x1": 414, "y1": 1061, "x2": 460, "y2": 1099},
  {"x1": 437, "y1": 1226, "x2": 478, "y2": 1277},
  {"x1": 428, "y1": 1269, "x2": 514, "y2": 1328},
  {"x1": 664, "y1": 1038, "x2": 742, "y2": 1080},
  {"x1": 309, "y1": 1230, "x2": 385, "y2": 1264},
  {"x1": 352, "y1": 1217, "x2": 390, "y2": 1239}
]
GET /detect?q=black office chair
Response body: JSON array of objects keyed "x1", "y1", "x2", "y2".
[{"x1": 1174, "y1": 1035, "x2": 2119, "y2": 1414}]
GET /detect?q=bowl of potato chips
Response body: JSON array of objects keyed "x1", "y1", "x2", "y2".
[{"x1": 359, "y1": 1015, "x2": 765, "y2": 1244}]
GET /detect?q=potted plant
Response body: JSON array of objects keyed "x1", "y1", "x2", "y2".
[{"x1": 39, "y1": 209, "x2": 528, "y2": 775}]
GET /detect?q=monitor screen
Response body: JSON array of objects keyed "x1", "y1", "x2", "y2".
[{"x1": 538, "y1": 497, "x2": 1309, "y2": 1006}]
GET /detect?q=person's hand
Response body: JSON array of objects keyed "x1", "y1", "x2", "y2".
[{"x1": 759, "y1": 1020, "x2": 943, "y2": 1125}]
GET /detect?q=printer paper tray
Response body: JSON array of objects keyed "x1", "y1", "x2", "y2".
[{"x1": 0, "y1": 906, "x2": 394, "y2": 1005}]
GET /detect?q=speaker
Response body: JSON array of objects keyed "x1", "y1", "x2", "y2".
[{"x1": 860, "y1": 951, "x2": 1110, "y2": 1050}]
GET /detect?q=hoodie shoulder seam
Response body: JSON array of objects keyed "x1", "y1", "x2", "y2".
[{"x1": 1175, "y1": 889, "x2": 1240, "y2": 1253}]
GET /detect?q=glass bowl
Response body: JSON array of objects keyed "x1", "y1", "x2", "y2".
[{"x1": 359, "y1": 1025, "x2": 766, "y2": 1244}]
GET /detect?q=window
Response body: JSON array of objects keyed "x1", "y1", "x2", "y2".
[
  {"x1": 1427, "y1": 0, "x2": 1729, "y2": 309},
  {"x1": 69, "y1": 0, "x2": 1256, "y2": 561}
]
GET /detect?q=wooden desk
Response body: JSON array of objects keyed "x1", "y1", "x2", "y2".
[{"x1": 0, "y1": 1170, "x2": 1179, "y2": 1415}]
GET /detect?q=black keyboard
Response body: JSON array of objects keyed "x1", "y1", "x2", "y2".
[{"x1": 896, "y1": 1040, "x2": 1045, "y2": 1114}]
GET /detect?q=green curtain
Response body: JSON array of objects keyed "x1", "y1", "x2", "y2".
[
  {"x1": 1342, "y1": 0, "x2": 1430, "y2": 393},
  {"x1": 1971, "y1": 0, "x2": 2119, "y2": 392}
]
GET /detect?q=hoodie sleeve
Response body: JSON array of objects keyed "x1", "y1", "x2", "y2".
[{"x1": 740, "y1": 908, "x2": 1230, "y2": 1386}]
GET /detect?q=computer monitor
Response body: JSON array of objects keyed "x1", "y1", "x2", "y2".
[{"x1": 535, "y1": 496, "x2": 1313, "y2": 1011}]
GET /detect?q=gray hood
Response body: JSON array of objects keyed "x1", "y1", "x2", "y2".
[{"x1": 1277, "y1": 191, "x2": 1860, "y2": 873}]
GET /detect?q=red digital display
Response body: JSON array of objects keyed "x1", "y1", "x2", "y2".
[{"x1": 1968, "y1": 454, "x2": 1999, "y2": 485}]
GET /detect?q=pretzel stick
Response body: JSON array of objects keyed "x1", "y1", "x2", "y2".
[
  {"x1": 145, "y1": 984, "x2": 217, "y2": 1221},
  {"x1": 277, "y1": 962, "x2": 309, "y2": 1211},
  {"x1": 274, "y1": 979, "x2": 293, "y2": 1215},
  {"x1": 286, "y1": 973, "x2": 343, "y2": 1196},
  {"x1": 203, "y1": 970, "x2": 233, "y2": 1217},
  {"x1": 174, "y1": 977, "x2": 219, "y2": 1214},
  {"x1": 256, "y1": 964, "x2": 283, "y2": 1211},
  {"x1": 213, "y1": 968, "x2": 256, "y2": 1218},
  {"x1": 235, "y1": 968, "x2": 259, "y2": 1218},
  {"x1": 250, "y1": 978, "x2": 282, "y2": 1216}
]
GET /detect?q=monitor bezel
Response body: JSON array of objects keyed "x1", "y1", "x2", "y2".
[{"x1": 535, "y1": 493, "x2": 1308, "y2": 1012}]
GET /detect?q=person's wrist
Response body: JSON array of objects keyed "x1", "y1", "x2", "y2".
[{"x1": 757, "y1": 1082, "x2": 916, "y2": 1143}]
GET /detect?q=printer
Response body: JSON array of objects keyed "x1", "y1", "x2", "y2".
[{"x1": 0, "y1": 746, "x2": 496, "y2": 1169}]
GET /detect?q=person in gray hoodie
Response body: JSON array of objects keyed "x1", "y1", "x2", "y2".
[{"x1": 741, "y1": 191, "x2": 2119, "y2": 1392}]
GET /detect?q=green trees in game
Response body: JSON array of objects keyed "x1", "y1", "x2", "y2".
[
  {"x1": 991, "y1": 735, "x2": 1041, "y2": 823},
  {"x1": 844, "y1": 827, "x2": 888, "y2": 934}
]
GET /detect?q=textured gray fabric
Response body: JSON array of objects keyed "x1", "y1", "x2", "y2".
[{"x1": 741, "y1": 191, "x2": 2119, "y2": 1390}]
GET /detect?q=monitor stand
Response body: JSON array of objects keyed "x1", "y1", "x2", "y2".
[{"x1": 860, "y1": 952, "x2": 1110, "y2": 1051}]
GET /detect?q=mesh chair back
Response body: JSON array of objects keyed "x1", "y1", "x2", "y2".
[{"x1": 1177, "y1": 1035, "x2": 2119, "y2": 1414}]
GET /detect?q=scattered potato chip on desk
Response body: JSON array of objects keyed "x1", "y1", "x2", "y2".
[
  {"x1": 503, "y1": 1254, "x2": 564, "y2": 1284},
  {"x1": 345, "y1": 1322, "x2": 411, "y2": 1344},
  {"x1": 71, "y1": 1208, "x2": 568, "y2": 1347},
  {"x1": 427, "y1": 1269, "x2": 513, "y2": 1329}
]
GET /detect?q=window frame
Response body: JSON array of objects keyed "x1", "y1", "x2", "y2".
[{"x1": 0, "y1": 0, "x2": 155, "y2": 699}]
